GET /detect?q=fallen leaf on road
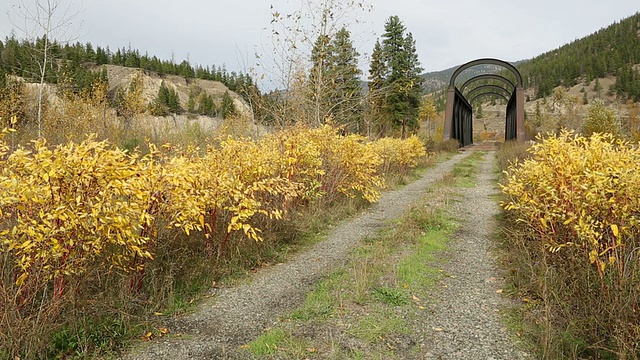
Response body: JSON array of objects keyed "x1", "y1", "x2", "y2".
[
  {"x1": 434, "y1": 327, "x2": 444, "y2": 332},
  {"x1": 496, "y1": 289, "x2": 503, "y2": 294},
  {"x1": 412, "y1": 294, "x2": 421, "y2": 302}
]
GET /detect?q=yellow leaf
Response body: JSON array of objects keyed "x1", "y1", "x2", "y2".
[
  {"x1": 611, "y1": 224, "x2": 619, "y2": 238},
  {"x1": 496, "y1": 289, "x2": 503, "y2": 294},
  {"x1": 15, "y1": 272, "x2": 28, "y2": 286},
  {"x1": 540, "y1": 217, "x2": 548, "y2": 229}
]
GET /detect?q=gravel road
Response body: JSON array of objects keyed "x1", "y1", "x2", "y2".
[
  {"x1": 122, "y1": 153, "x2": 468, "y2": 360},
  {"x1": 119, "y1": 151, "x2": 527, "y2": 359},
  {"x1": 420, "y1": 152, "x2": 529, "y2": 359}
]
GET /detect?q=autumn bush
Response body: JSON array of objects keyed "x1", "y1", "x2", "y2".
[
  {"x1": 371, "y1": 135, "x2": 427, "y2": 177},
  {"x1": 500, "y1": 131, "x2": 640, "y2": 358},
  {"x1": 0, "y1": 125, "x2": 429, "y2": 358}
]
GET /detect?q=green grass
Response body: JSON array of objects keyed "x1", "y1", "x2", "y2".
[
  {"x1": 398, "y1": 229, "x2": 449, "y2": 291},
  {"x1": 453, "y1": 151, "x2": 485, "y2": 187},
  {"x1": 350, "y1": 312, "x2": 409, "y2": 343},
  {"x1": 372, "y1": 286, "x2": 408, "y2": 306},
  {"x1": 289, "y1": 270, "x2": 346, "y2": 321}
]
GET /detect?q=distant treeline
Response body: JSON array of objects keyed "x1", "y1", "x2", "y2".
[
  {"x1": 518, "y1": 12, "x2": 640, "y2": 100},
  {"x1": 0, "y1": 35, "x2": 257, "y2": 97}
]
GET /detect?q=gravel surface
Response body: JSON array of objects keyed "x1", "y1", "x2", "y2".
[
  {"x1": 120, "y1": 153, "x2": 471, "y2": 360},
  {"x1": 420, "y1": 152, "x2": 529, "y2": 359}
]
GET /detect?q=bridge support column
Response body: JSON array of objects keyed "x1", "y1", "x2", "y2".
[
  {"x1": 443, "y1": 86, "x2": 455, "y2": 140},
  {"x1": 516, "y1": 86, "x2": 525, "y2": 142}
]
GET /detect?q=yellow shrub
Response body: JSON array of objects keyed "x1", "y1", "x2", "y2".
[
  {"x1": 371, "y1": 135, "x2": 428, "y2": 176},
  {"x1": 501, "y1": 130, "x2": 640, "y2": 277}
]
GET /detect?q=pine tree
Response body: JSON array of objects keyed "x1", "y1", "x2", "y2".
[
  {"x1": 534, "y1": 101, "x2": 543, "y2": 127},
  {"x1": 593, "y1": 78, "x2": 603, "y2": 97},
  {"x1": 187, "y1": 91, "x2": 196, "y2": 113},
  {"x1": 379, "y1": 15, "x2": 423, "y2": 138},
  {"x1": 327, "y1": 28, "x2": 362, "y2": 129},
  {"x1": 198, "y1": 93, "x2": 216, "y2": 116},
  {"x1": 308, "y1": 28, "x2": 362, "y2": 128},
  {"x1": 367, "y1": 39, "x2": 387, "y2": 137},
  {"x1": 309, "y1": 34, "x2": 333, "y2": 124},
  {"x1": 220, "y1": 90, "x2": 236, "y2": 119}
]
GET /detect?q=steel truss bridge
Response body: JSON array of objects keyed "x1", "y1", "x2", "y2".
[{"x1": 443, "y1": 58, "x2": 525, "y2": 146}]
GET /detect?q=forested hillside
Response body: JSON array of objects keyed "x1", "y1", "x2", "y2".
[
  {"x1": 518, "y1": 12, "x2": 640, "y2": 99},
  {"x1": 0, "y1": 37, "x2": 256, "y2": 96}
]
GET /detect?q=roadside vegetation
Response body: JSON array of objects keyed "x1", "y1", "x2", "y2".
[
  {"x1": 0, "y1": 124, "x2": 436, "y2": 359},
  {"x1": 497, "y1": 132, "x2": 640, "y2": 359}
]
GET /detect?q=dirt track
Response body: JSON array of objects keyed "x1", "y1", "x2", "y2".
[{"x1": 120, "y1": 151, "x2": 528, "y2": 359}]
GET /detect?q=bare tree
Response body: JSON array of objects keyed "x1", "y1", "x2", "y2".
[
  {"x1": 8, "y1": 0, "x2": 82, "y2": 138},
  {"x1": 259, "y1": 0, "x2": 372, "y2": 129}
]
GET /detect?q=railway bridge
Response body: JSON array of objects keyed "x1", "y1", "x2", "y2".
[{"x1": 443, "y1": 58, "x2": 525, "y2": 146}]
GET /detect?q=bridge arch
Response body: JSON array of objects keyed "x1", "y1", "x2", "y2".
[
  {"x1": 460, "y1": 74, "x2": 515, "y2": 94},
  {"x1": 469, "y1": 92, "x2": 510, "y2": 105},
  {"x1": 449, "y1": 58, "x2": 523, "y2": 88},
  {"x1": 443, "y1": 58, "x2": 525, "y2": 146},
  {"x1": 465, "y1": 85, "x2": 512, "y2": 102}
]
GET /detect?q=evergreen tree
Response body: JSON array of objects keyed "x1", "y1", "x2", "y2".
[
  {"x1": 366, "y1": 39, "x2": 387, "y2": 137},
  {"x1": 379, "y1": 15, "x2": 423, "y2": 138},
  {"x1": 593, "y1": 78, "x2": 603, "y2": 97},
  {"x1": 534, "y1": 101, "x2": 543, "y2": 127},
  {"x1": 220, "y1": 90, "x2": 236, "y2": 119},
  {"x1": 150, "y1": 81, "x2": 181, "y2": 115},
  {"x1": 187, "y1": 91, "x2": 196, "y2": 113},
  {"x1": 308, "y1": 34, "x2": 333, "y2": 124},
  {"x1": 329, "y1": 28, "x2": 362, "y2": 129},
  {"x1": 307, "y1": 28, "x2": 363, "y2": 129},
  {"x1": 197, "y1": 92, "x2": 216, "y2": 116}
]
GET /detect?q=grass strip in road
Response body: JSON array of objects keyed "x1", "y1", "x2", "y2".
[{"x1": 245, "y1": 152, "x2": 486, "y2": 359}]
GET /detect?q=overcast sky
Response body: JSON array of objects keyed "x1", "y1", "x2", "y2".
[{"x1": 1, "y1": 0, "x2": 638, "y2": 89}]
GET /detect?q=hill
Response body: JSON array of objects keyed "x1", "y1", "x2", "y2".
[
  {"x1": 101, "y1": 64, "x2": 250, "y2": 117},
  {"x1": 517, "y1": 12, "x2": 640, "y2": 100}
]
